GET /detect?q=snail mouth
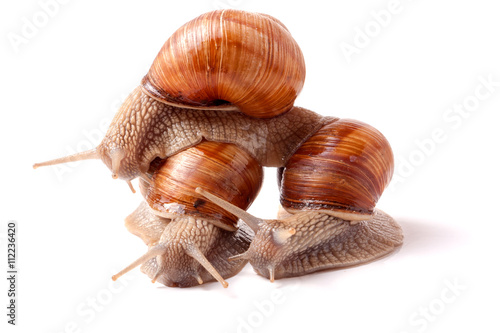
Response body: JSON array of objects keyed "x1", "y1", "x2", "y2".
[
  {"x1": 111, "y1": 240, "x2": 229, "y2": 288},
  {"x1": 107, "y1": 147, "x2": 136, "y2": 193},
  {"x1": 109, "y1": 148, "x2": 126, "y2": 179}
]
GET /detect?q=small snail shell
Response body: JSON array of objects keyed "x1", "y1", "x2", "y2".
[
  {"x1": 280, "y1": 119, "x2": 394, "y2": 221},
  {"x1": 142, "y1": 9, "x2": 305, "y2": 118},
  {"x1": 140, "y1": 141, "x2": 263, "y2": 231},
  {"x1": 112, "y1": 141, "x2": 262, "y2": 287}
]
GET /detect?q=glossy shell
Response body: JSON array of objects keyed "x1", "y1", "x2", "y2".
[
  {"x1": 139, "y1": 141, "x2": 263, "y2": 229},
  {"x1": 279, "y1": 119, "x2": 394, "y2": 221},
  {"x1": 142, "y1": 9, "x2": 305, "y2": 118}
]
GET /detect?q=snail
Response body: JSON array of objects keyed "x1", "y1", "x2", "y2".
[
  {"x1": 33, "y1": 9, "x2": 403, "y2": 286},
  {"x1": 196, "y1": 119, "x2": 403, "y2": 281},
  {"x1": 111, "y1": 141, "x2": 262, "y2": 287},
  {"x1": 32, "y1": 9, "x2": 313, "y2": 189}
]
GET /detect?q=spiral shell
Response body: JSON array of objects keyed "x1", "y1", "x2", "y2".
[
  {"x1": 279, "y1": 119, "x2": 394, "y2": 221},
  {"x1": 141, "y1": 9, "x2": 305, "y2": 118},
  {"x1": 139, "y1": 141, "x2": 264, "y2": 230}
]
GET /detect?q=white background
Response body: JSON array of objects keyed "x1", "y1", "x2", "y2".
[{"x1": 1, "y1": 0, "x2": 499, "y2": 332}]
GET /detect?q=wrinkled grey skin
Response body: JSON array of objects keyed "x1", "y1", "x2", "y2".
[
  {"x1": 244, "y1": 209, "x2": 403, "y2": 281},
  {"x1": 98, "y1": 87, "x2": 333, "y2": 180},
  {"x1": 119, "y1": 202, "x2": 253, "y2": 288},
  {"x1": 194, "y1": 188, "x2": 403, "y2": 282}
]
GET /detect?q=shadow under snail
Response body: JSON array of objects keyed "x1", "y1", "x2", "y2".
[{"x1": 34, "y1": 9, "x2": 403, "y2": 288}]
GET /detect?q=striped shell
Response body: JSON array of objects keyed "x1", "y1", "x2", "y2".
[
  {"x1": 141, "y1": 9, "x2": 305, "y2": 118},
  {"x1": 279, "y1": 119, "x2": 394, "y2": 221},
  {"x1": 139, "y1": 141, "x2": 263, "y2": 230}
]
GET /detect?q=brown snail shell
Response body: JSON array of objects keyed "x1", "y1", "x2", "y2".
[
  {"x1": 142, "y1": 9, "x2": 306, "y2": 118},
  {"x1": 279, "y1": 119, "x2": 394, "y2": 221},
  {"x1": 139, "y1": 141, "x2": 264, "y2": 230}
]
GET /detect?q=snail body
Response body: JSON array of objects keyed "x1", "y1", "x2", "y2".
[
  {"x1": 97, "y1": 87, "x2": 330, "y2": 180},
  {"x1": 34, "y1": 9, "x2": 404, "y2": 287},
  {"x1": 248, "y1": 210, "x2": 403, "y2": 281},
  {"x1": 117, "y1": 202, "x2": 253, "y2": 288},
  {"x1": 198, "y1": 189, "x2": 403, "y2": 281}
]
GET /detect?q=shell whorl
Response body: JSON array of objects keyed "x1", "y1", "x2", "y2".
[
  {"x1": 279, "y1": 119, "x2": 394, "y2": 221},
  {"x1": 142, "y1": 9, "x2": 305, "y2": 118},
  {"x1": 139, "y1": 141, "x2": 264, "y2": 230}
]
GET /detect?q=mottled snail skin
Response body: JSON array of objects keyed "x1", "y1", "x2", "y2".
[
  {"x1": 248, "y1": 210, "x2": 403, "y2": 281},
  {"x1": 119, "y1": 202, "x2": 253, "y2": 288},
  {"x1": 113, "y1": 141, "x2": 262, "y2": 288},
  {"x1": 196, "y1": 190, "x2": 403, "y2": 282},
  {"x1": 97, "y1": 87, "x2": 331, "y2": 181}
]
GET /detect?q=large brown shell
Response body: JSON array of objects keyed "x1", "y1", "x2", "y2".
[
  {"x1": 142, "y1": 9, "x2": 305, "y2": 118},
  {"x1": 139, "y1": 141, "x2": 263, "y2": 229},
  {"x1": 279, "y1": 119, "x2": 394, "y2": 221}
]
